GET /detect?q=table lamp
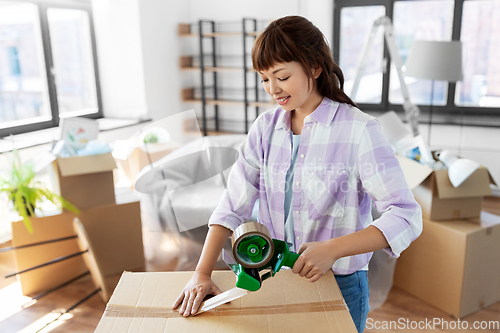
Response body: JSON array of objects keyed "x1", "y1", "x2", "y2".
[{"x1": 436, "y1": 150, "x2": 480, "y2": 187}]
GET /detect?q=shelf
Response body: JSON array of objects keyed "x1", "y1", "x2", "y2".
[
  {"x1": 183, "y1": 118, "x2": 243, "y2": 136},
  {"x1": 178, "y1": 19, "x2": 267, "y2": 135},
  {"x1": 181, "y1": 67, "x2": 254, "y2": 72},
  {"x1": 178, "y1": 23, "x2": 261, "y2": 38},
  {"x1": 182, "y1": 86, "x2": 273, "y2": 108},
  {"x1": 182, "y1": 98, "x2": 274, "y2": 108},
  {"x1": 203, "y1": 32, "x2": 241, "y2": 37},
  {"x1": 178, "y1": 32, "x2": 241, "y2": 38},
  {"x1": 179, "y1": 33, "x2": 259, "y2": 38},
  {"x1": 190, "y1": 86, "x2": 267, "y2": 93},
  {"x1": 179, "y1": 55, "x2": 254, "y2": 72},
  {"x1": 189, "y1": 54, "x2": 254, "y2": 59}
]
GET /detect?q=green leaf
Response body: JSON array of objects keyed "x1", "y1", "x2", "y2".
[{"x1": 0, "y1": 149, "x2": 80, "y2": 233}]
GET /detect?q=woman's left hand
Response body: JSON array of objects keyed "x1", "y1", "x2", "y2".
[{"x1": 292, "y1": 241, "x2": 337, "y2": 282}]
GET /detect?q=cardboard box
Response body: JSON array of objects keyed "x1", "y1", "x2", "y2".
[
  {"x1": 12, "y1": 201, "x2": 144, "y2": 295},
  {"x1": 394, "y1": 211, "x2": 500, "y2": 318},
  {"x1": 115, "y1": 142, "x2": 179, "y2": 187},
  {"x1": 95, "y1": 270, "x2": 357, "y2": 333},
  {"x1": 11, "y1": 212, "x2": 87, "y2": 296},
  {"x1": 396, "y1": 155, "x2": 496, "y2": 220},
  {"x1": 49, "y1": 152, "x2": 117, "y2": 210}
]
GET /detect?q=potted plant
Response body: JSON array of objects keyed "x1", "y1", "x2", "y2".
[{"x1": 0, "y1": 151, "x2": 80, "y2": 233}]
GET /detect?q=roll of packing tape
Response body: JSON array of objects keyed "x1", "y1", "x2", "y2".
[{"x1": 232, "y1": 222, "x2": 274, "y2": 268}]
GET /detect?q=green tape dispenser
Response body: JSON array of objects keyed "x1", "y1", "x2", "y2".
[{"x1": 223, "y1": 222, "x2": 300, "y2": 292}]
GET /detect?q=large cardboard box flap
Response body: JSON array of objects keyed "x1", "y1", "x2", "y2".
[
  {"x1": 57, "y1": 152, "x2": 116, "y2": 177},
  {"x1": 95, "y1": 270, "x2": 356, "y2": 332},
  {"x1": 78, "y1": 201, "x2": 145, "y2": 276},
  {"x1": 395, "y1": 155, "x2": 433, "y2": 190}
]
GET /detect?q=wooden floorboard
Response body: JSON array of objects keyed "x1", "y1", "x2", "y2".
[
  {"x1": 0, "y1": 197, "x2": 499, "y2": 332},
  {"x1": 366, "y1": 288, "x2": 500, "y2": 332}
]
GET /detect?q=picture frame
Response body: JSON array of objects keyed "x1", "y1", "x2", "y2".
[
  {"x1": 395, "y1": 134, "x2": 434, "y2": 165},
  {"x1": 59, "y1": 117, "x2": 99, "y2": 155}
]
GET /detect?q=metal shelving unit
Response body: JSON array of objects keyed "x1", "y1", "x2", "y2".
[{"x1": 178, "y1": 19, "x2": 274, "y2": 136}]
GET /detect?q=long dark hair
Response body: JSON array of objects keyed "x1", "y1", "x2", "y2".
[{"x1": 251, "y1": 16, "x2": 357, "y2": 107}]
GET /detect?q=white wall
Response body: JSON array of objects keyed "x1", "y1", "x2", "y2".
[
  {"x1": 187, "y1": 0, "x2": 301, "y2": 21},
  {"x1": 137, "y1": 0, "x2": 190, "y2": 122},
  {"x1": 185, "y1": 0, "x2": 333, "y2": 41},
  {"x1": 92, "y1": 0, "x2": 148, "y2": 119},
  {"x1": 92, "y1": 0, "x2": 334, "y2": 123},
  {"x1": 299, "y1": 0, "x2": 334, "y2": 45}
]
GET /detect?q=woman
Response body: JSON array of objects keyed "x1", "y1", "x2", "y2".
[{"x1": 173, "y1": 16, "x2": 422, "y2": 332}]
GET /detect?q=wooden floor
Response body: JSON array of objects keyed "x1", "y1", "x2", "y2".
[{"x1": 0, "y1": 197, "x2": 499, "y2": 333}]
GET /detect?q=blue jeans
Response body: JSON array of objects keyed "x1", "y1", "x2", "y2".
[{"x1": 335, "y1": 271, "x2": 370, "y2": 333}]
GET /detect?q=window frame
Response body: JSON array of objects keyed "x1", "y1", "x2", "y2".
[
  {"x1": 0, "y1": 0, "x2": 103, "y2": 138},
  {"x1": 333, "y1": 0, "x2": 500, "y2": 124}
]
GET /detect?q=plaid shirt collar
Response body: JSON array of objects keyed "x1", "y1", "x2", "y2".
[{"x1": 274, "y1": 97, "x2": 340, "y2": 131}]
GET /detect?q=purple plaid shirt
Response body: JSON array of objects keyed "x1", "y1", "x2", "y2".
[{"x1": 209, "y1": 97, "x2": 422, "y2": 274}]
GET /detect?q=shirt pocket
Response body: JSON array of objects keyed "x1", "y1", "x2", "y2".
[{"x1": 304, "y1": 168, "x2": 350, "y2": 220}]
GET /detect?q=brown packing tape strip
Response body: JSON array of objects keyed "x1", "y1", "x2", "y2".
[{"x1": 104, "y1": 300, "x2": 347, "y2": 318}]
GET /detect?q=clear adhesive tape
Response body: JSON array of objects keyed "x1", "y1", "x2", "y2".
[
  {"x1": 104, "y1": 300, "x2": 347, "y2": 318},
  {"x1": 231, "y1": 222, "x2": 274, "y2": 268}
]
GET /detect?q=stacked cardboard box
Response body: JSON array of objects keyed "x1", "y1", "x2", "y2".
[
  {"x1": 12, "y1": 153, "x2": 145, "y2": 296},
  {"x1": 394, "y1": 155, "x2": 499, "y2": 318}
]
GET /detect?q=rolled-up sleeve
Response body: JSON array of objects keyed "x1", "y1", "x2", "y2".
[
  {"x1": 208, "y1": 121, "x2": 262, "y2": 232},
  {"x1": 356, "y1": 119, "x2": 423, "y2": 257}
]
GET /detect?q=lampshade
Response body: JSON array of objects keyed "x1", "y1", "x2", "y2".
[
  {"x1": 437, "y1": 150, "x2": 480, "y2": 188},
  {"x1": 405, "y1": 40, "x2": 463, "y2": 82}
]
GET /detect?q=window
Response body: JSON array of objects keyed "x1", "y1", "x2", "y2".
[
  {"x1": 333, "y1": 0, "x2": 500, "y2": 122},
  {"x1": 47, "y1": 8, "x2": 98, "y2": 118},
  {"x1": 458, "y1": 0, "x2": 500, "y2": 107},
  {"x1": 339, "y1": 5, "x2": 386, "y2": 103},
  {"x1": 390, "y1": 0, "x2": 454, "y2": 106},
  {"x1": 0, "y1": 0, "x2": 101, "y2": 137},
  {"x1": 0, "y1": 2, "x2": 52, "y2": 129}
]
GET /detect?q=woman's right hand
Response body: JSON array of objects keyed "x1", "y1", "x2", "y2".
[{"x1": 172, "y1": 271, "x2": 222, "y2": 317}]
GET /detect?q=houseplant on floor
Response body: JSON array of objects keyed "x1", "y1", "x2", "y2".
[{"x1": 0, "y1": 151, "x2": 80, "y2": 233}]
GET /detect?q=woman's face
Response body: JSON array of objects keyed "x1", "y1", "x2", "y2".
[{"x1": 258, "y1": 61, "x2": 322, "y2": 114}]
